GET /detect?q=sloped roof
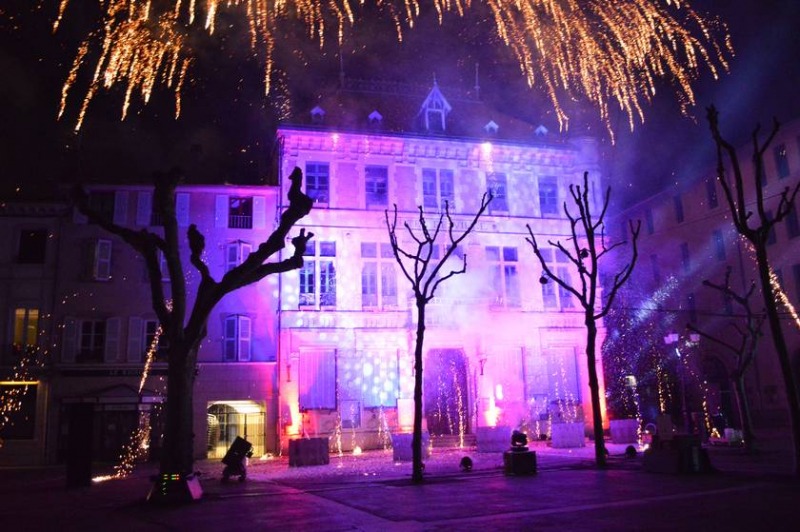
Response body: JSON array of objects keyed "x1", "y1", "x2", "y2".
[{"x1": 283, "y1": 78, "x2": 564, "y2": 146}]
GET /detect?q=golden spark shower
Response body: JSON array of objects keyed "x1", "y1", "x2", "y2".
[{"x1": 54, "y1": 0, "x2": 731, "y2": 134}]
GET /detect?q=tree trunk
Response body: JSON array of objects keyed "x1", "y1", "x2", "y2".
[
  {"x1": 412, "y1": 299, "x2": 426, "y2": 483},
  {"x1": 755, "y1": 245, "x2": 800, "y2": 476},
  {"x1": 733, "y1": 374, "x2": 756, "y2": 454},
  {"x1": 160, "y1": 343, "x2": 198, "y2": 476},
  {"x1": 586, "y1": 317, "x2": 607, "y2": 468}
]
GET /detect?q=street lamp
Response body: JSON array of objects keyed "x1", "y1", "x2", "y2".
[{"x1": 663, "y1": 332, "x2": 700, "y2": 434}]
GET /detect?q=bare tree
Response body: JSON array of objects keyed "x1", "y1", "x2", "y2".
[
  {"x1": 526, "y1": 171, "x2": 640, "y2": 468},
  {"x1": 385, "y1": 195, "x2": 492, "y2": 483},
  {"x1": 707, "y1": 106, "x2": 800, "y2": 475},
  {"x1": 74, "y1": 167, "x2": 313, "y2": 500},
  {"x1": 687, "y1": 267, "x2": 764, "y2": 453}
]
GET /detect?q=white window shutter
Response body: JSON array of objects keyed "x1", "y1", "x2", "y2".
[
  {"x1": 62, "y1": 317, "x2": 78, "y2": 363},
  {"x1": 127, "y1": 317, "x2": 143, "y2": 362},
  {"x1": 105, "y1": 317, "x2": 121, "y2": 363},
  {"x1": 176, "y1": 192, "x2": 190, "y2": 227},
  {"x1": 113, "y1": 191, "x2": 129, "y2": 225},
  {"x1": 299, "y1": 350, "x2": 336, "y2": 409},
  {"x1": 136, "y1": 191, "x2": 152, "y2": 226},
  {"x1": 253, "y1": 196, "x2": 266, "y2": 229},
  {"x1": 239, "y1": 316, "x2": 251, "y2": 361},
  {"x1": 215, "y1": 195, "x2": 229, "y2": 228}
]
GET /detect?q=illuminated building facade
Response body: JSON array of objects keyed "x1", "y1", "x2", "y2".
[
  {"x1": 611, "y1": 116, "x2": 800, "y2": 432},
  {"x1": 274, "y1": 81, "x2": 608, "y2": 451}
]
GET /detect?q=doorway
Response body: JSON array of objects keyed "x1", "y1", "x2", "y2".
[{"x1": 423, "y1": 348, "x2": 469, "y2": 436}]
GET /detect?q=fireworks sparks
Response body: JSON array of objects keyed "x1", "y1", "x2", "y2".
[{"x1": 54, "y1": 0, "x2": 730, "y2": 136}]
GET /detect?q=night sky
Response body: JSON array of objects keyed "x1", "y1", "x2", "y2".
[{"x1": 1, "y1": 1, "x2": 798, "y2": 205}]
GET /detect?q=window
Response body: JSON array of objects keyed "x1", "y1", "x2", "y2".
[
  {"x1": 361, "y1": 243, "x2": 397, "y2": 308},
  {"x1": 774, "y1": 144, "x2": 790, "y2": 179},
  {"x1": 673, "y1": 194, "x2": 684, "y2": 223},
  {"x1": 539, "y1": 176, "x2": 559, "y2": 216},
  {"x1": 300, "y1": 241, "x2": 336, "y2": 307},
  {"x1": 228, "y1": 197, "x2": 253, "y2": 229},
  {"x1": 17, "y1": 229, "x2": 47, "y2": 264},
  {"x1": 305, "y1": 162, "x2": 330, "y2": 205},
  {"x1": 422, "y1": 168, "x2": 455, "y2": 211},
  {"x1": 486, "y1": 246, "x2": 520, "y2": 307},
  {"x1": 93, "y1": 239, "x2": 112, "y2": 280},
  {"x1": 78, "y1": 320, "x2": 105, "y2": 363},
  {"x1": 688, "y1": 293, "x2": 697, "y2": 323},
  {"x1": 226, "y1": 241, "x2": 253, "y2": 273},
  {"x1": 143, "y1": 320, "x2": 169, "y2": 362},
  {"x1": 224, "y1": 315, "x2": 251, "y2": 362},
  {"x1": 650, "y1": 254, "x2": 661, "y2": 284},
  {"x1": 487, "y1": 173, "x2": 508, "y2": 212},
  {"x1": 766, "y1": 210, "x2": 777, "y2": 245},
  {"x1": 365, "y1": 166, "x2": 388, "y2": 208},
  {"x1": 645, "y1": 208, "x2": 654, "y2": 235},
  {"x1": 787, "y1": 205, "x2": 800, "y2": 239},
  {"x1": 12, "y1": 308, "x2": 39, "y2": 358},
  {"x1": 88, "y1": 191, "x2": 116, "y2": 222},
  {"x1": 0, "y1": 383, "x2": 36, "y2": 440},
  {"x1": 793, "y1": 264, "x2": 800, "y2": 305},
  {"x1": 680, "y1": 242, "x2": 690, "y2": 273},
  {"x1": 713, "y1": 230, "x2": 726, "y2": 261},
  {"x1": 540, "y1": 248, "x2": 573, "y2": 309},
  {"x1": 706, "y1": 179, "x2": 718, "y2": 209}
]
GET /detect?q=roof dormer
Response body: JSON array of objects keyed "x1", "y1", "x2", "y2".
[
  {"x1": 368, "y1": 110, "x2": 383, "y2": 127},
  {"x1": 535, "y1": 125, "x2": 549, "y2": 137},
  {"x1": 311, "y1": 105, "x2": 325, "y2": 124},
  {"x1": 418, "y1": 81, "x2": 452, "y2": 132},
  {"x1": 484, "y1": 120, "x2": 499, "y2": 135}
]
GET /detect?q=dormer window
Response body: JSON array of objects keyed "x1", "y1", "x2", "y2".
[
  {"x1": 368, "y1": 110, "x2": 383, "y2": 127},
  {"x1": 311, "y1": 105, "x2": 325, "y2": 125},
  {"x1": 484, "y1": 120, "x2": 499, "y2": 135},
  {"x1": 419, "y1": 82, "x2": 452, "y2": 133},
  {"x1": 535, "y1": 125, "x2": 548, "y2": 137}
]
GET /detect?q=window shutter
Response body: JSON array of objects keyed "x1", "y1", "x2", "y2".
[
  {"x1": 127, "y1": 317, "x2": 143, "y2": 362},
  {"x1": 105, "y1": 317, "x2": 121, "y2": 362},
  {"x1": 113, "y1": 191, "x2": 129, "y2": 225},
  {"x1": 94, "y1": 239, "x2": 112, "y2": 280},
  {"x1": 136, "y1": 191, "x2": 152, "y2": 226},
  {"x1": 176, "y1": 192, "x2": 190, "y2": 227},
  {"x1": 215, "y1": 195, "x2": 229, "y2": 228},
  {"x1": 62, "y1": 317, "x2": 78, "y2": 363},
  {"x1": 253, "y1": 196, "x2": 266, "y2": 229},
  {"x1": 299, "y1": 349, "x2": 336, "y2": 410},
  {"x1": 238, "y1": 316, "x2": 251, "y2": 361}
]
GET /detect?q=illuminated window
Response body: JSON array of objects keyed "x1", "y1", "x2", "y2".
[
  {"x1": 422, "y1": 168, "x2": 455, "y2": 211},
  {"x1": 538, "y1": 176, "x2": 559, "y2": 216},
  {"x1": 78, "y1": 320, "x2": 105, "y2": 363},
  {"x1": 17, "y1": 229, "x2": 47, "y2": 264},
  {"x1": 774, "y1": 144, "x2": 789, "y2": 179},
  {"x1": 305, "y1": 162, "x2": 330, "y2": 205},
  {"x1": 93, "y1": 239, "x2": 112, "y2": 280},
  {"x1": 299, "y1": 241, "x2": 336, "y2": 308},
  {"x1": 13, "y1": 308, "x2": 39, "y2": 357},
  {"x1": 229, "y1": 197, "x2": 253, "y2": 229},
  {"x1": 486, "y1": 246, "x2": 520, "y2": 307},
  {"x1": 713, "y1": 230, "x2": 726, "y2": 261},
  {"x1": 226, "y1": 241, "x2": 253, "y2": 273},
  {"x1": 365, "y1": 166, "x2": 388, "y2": 208},
  {"x1": 487, "y1": 173, "x2": 508, "y2": 212},
  {"x1": 540, "y1": 248, "x2": 573, "y2": 309},
  {"x1": 361, "y1": 243, "x2": 397, "y2": 308},
  {"x1": 224, "y1": 315, "x2": 251, "y2": 362}
]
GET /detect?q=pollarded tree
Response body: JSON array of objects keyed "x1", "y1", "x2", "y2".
[
  {"x1": 526, "y1": 171, "x2": 640, "y2": 468},
  {"x1": 74, "y1": 167, "x2": 313, "y2": 501},
  {"x1": 385, "y1": 194, "x2": 492, "y2": 483},
  {"x1": 687, "y1": 267, "x2": 764, "y2": 453},
  {"x1": 707, "y1": 106, "x2": 800, "y2": 475}
]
